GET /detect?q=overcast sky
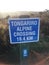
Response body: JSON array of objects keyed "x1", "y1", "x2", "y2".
[{"x1": 0, "y1": 0, "x2": 49, "y2": 12}]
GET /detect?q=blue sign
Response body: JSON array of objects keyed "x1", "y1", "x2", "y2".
[
  {"x1": 8, "y1": 18, "x2": 40, "y2": 44},
  {"x1": 23, "y1": 49, "x2": 28, "y2": 57}
]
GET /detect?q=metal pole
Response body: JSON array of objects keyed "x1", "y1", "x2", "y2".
[{"x1": 20, "y1": 43, "x2": 29, "y2": 65}]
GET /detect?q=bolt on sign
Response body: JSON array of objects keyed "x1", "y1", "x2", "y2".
[{"x1": 8, "y1": 18, "x2": 40, "y2": 44}]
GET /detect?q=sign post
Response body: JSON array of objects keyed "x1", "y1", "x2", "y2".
[{"x1": 8, "y1": 18, "x2": 40, "y2": 65}]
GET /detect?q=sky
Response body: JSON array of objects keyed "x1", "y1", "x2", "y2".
[{"x1": 0, "y1": 0, "x2": 49, "y2": 12}]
